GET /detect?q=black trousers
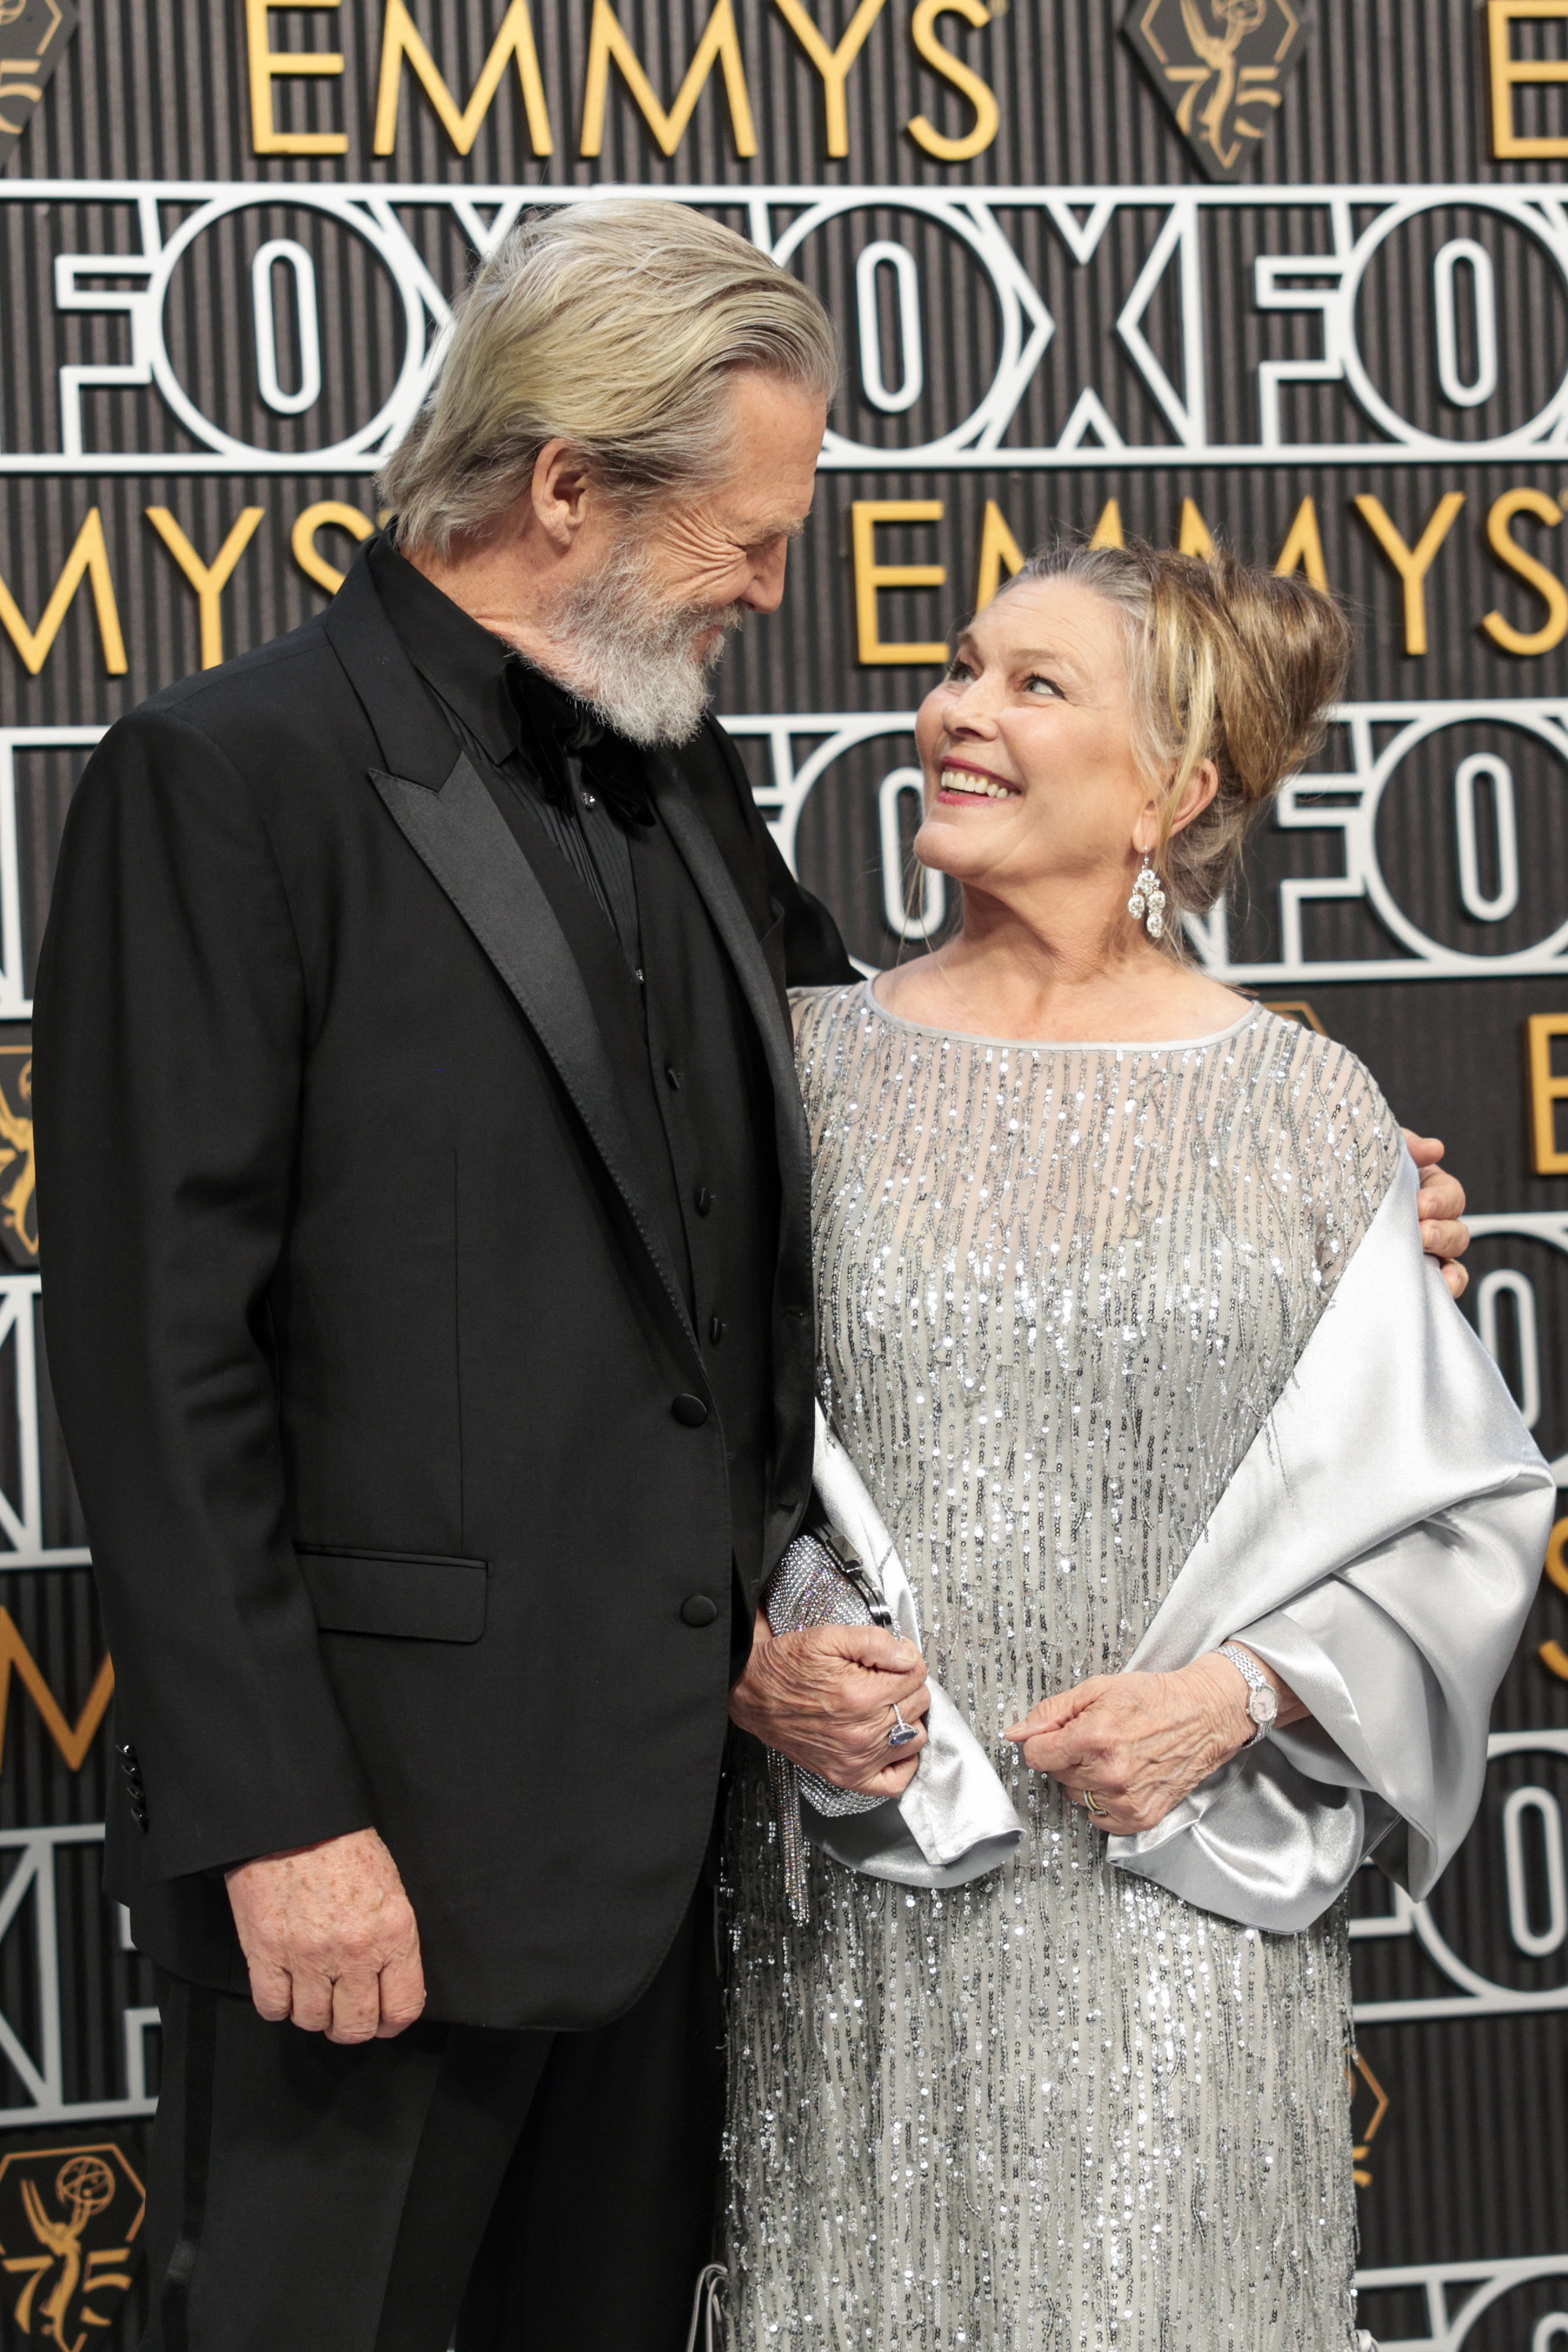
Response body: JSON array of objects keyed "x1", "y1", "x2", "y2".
[{"x1": 139, "y1": 1883, "x2": 724, "y2": 2352}]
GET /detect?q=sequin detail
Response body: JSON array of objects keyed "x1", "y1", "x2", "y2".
[{"x1": 723, "y1": 986, "x2": 1400, "y2": 2352}]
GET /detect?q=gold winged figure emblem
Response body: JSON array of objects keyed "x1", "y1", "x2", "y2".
[
  {"x1": 0, "y1": 2144, "x2": 144, "y2": 2351},
  {"x1": 1124, "y1": 0, "x2": 1310, "y2": 179}
]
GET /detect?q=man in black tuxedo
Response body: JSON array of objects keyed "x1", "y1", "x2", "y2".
[
  {"x1": 33, "y1": 203, "x2": 936, "y2": 2352},
  {"x1": 33, "y1": 201, "x2": 1471, "y2": 2352}
]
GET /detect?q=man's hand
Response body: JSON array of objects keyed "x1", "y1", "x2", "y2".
[
  {"x1": 225, "y1": 1827, "x2": 426, "y2": 2044},
  {"x1": 1403, "y1": 1130, "x2": 1470, "y2": 1299},
  {"x1": 730, "y1": 1611, "x2": 931, "y2": 1798}
]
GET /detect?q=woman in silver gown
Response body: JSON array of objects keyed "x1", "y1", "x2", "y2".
[{"x1": 722, "y1": 544, "x2": 1552, "y2": 2351}]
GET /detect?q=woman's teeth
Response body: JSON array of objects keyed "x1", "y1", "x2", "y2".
[{"x1": 943, "y1": 770, "x2": 1014, "y2": 799}]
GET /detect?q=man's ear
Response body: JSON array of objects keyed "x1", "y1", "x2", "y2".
[{"x1": 530, "y1": 439, "x2": 593, "y2": 554}]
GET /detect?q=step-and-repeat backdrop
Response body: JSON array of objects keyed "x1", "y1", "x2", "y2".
[{"x1": 2, "y1": 1, "x2": 1568, "y2": 2341}]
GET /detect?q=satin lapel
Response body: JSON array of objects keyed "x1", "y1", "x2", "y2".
[
  {"x1": 651, "y1": 758, "x2": 813, "y2": 1250},
  {"x1": 372, "y1": 756, "x2": 699, "y2": 1355},
  {"x1": 321, "y1": 542, "x2": 455, "y2": 786}
]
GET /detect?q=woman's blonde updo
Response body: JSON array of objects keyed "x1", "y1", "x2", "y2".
[{"x1": 992, "y1": 540, "x2": 1352, "y2": 937}]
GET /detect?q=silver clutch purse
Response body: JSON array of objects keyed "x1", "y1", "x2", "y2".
[{"x1": 761, "y1": 1524, "x2": 907, "y2": 1924}]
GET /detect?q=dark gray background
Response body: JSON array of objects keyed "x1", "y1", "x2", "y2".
[{"x1": 2, "y1": 2, "x2": 1567, "y2": 2339}]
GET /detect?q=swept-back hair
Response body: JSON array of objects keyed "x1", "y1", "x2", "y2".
[{"x1": 379, "y1": 200, "x2": 838, "y2": 557}]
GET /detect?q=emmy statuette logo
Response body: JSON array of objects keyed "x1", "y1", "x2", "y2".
[
  {"x1": 1122, "y1": 0, "x2": 1314, "y2": 179},
  {"x1": 0, "y1": 1048, "x2": 38, "y2": 1267},
  {"x1": 0, "y1": 2142, "x2": 144, "y2": 2349},
  {"x1": 0, "y1": 0, "x2": 76, "y2": 166}
]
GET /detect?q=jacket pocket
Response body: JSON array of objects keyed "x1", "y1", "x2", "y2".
[{"x1": 295, "y1": 1545, "x2": 489, "y2": 1643}]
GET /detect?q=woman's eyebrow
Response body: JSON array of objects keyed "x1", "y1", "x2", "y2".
[{"x1": 1002, "y1": 643, "x2": 1088, "y2": 684}]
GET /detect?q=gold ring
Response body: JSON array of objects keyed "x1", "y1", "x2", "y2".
[{"x1": 1082, "y1": 1789, "x2": 1108, "y2": 1816}]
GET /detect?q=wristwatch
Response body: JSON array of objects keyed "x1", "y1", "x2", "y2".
[{"x1": 1218, "y1": 1643, "x2": 1278, "y2": 1746}]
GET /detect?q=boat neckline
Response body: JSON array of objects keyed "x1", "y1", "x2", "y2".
[{"x1": 860, "y1": 975, "x2": 1259, "y2": 1055}]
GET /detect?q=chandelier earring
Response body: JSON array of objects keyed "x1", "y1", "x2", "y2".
[{"x1": 1128, "y1": 859, "x2": 1167, "y2": 942}]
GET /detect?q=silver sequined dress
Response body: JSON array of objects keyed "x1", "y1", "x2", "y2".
[{"x1": 723, "y1": 981, "x2": 1402, "y2": 2352}]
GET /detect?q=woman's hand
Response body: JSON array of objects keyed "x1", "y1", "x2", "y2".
[
  {"x1": 1004, "y1": 1652, "x2": 1296, "y2": 1835},
  {"x1": 730, "y1": 1609, "x2": 931, "y2": 1798}
]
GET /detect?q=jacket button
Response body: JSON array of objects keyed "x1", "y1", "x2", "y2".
[
  {"x1": 671, "y1": 1394, "x2": 708, "y2": 1426},
  {"x1": 708, "y1": 1316, "x2": 725, "y2": 1344},
  {"x1": 694, "y1": 1185, "x2": 712, "y2": 1215},
  {"x1": 665, "y1": 1064, "x2": 682, "y2": 1090},
  {"x1": 681, "y1": 1593, "x2": 719, "y2": 1627}
]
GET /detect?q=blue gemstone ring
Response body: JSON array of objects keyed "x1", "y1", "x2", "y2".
[{"x1": 888, "y1": 1706, "x2": 920, "y2": 1750}]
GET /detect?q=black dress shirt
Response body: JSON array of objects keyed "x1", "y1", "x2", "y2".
[{"x1": 369, "y1": 538, "x2": 780, "y2": 1595}]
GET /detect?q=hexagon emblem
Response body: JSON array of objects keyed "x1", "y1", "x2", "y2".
[
  {"x1": 0, "y1": 2140, "x2": 145, "y2": 2348},
  {"x1": 1122, "y1": 0, "x2": 1315, "y2": 180},
  {"x1": 0, "y1": 2, "x2": 78, "y2": 167}
]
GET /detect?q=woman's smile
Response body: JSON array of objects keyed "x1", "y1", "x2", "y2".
[{"x1": 935, "y1": 756, "x2": 1022, "y2": 804}]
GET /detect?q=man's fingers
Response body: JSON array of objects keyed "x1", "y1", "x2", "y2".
[
  {"x1": 1402, "y1": 1128, "x2": 1445, "y2": 1172},
  {"x1": 326, "y1": 1967, "x2": 382, "y2": 2047},
  {"x1": 1417, "y1": 1165, "x2": 1466, "y2": 1220},
  {"x1": 1420, "y1": 1215, "x2": 1469, "y2": 1261},
  {"x1": 286, "y1": 1967, "x2": 334, "y2": 2036},
  {"x1": 245, "y1": 1957, "x2": 293, "y2": 2026},
  {"x1": 1443, "y1": 1260, "x2": 1470, "y2": 1301},
  {"x1": 376, "y1": 1949, "x2": 427, "y2": 2039}
]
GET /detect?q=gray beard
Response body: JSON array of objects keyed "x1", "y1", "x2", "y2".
[{"x1": 547, "y1": 544, "x2": 747, "y2": 746}]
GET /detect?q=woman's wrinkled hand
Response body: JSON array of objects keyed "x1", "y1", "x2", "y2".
[
  {"x1": 1003, "y1": 1656, "x2": 1257, "y2": 1835},
  {"x1": 730, "y1": 1611, "x2": 931, "y2": 1798}
]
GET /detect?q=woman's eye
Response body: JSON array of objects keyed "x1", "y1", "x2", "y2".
[
  {"x1": 1024, "y1": 674, "x2": 1061, "y2": 698},
  {"x1": 944, "y1": 657, "x2": 974, "y2": 684}
]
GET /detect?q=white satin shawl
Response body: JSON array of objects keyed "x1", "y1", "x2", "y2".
[{"x1": 1106, "y1": 1150, "x2": 1555, "y2": 1933}]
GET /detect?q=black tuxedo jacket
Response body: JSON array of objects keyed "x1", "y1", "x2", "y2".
[{"x1": 33, "y1": 551, "x2": 851, "y2": 2029}]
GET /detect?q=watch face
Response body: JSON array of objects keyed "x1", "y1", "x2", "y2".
[{"x1": 1249, "y1": 1685, "x2": 1279, "y2": 1729}]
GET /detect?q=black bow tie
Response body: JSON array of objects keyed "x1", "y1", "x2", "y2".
[{"x1": 503, "y1": 656, "x2": 653, "y2": 829}]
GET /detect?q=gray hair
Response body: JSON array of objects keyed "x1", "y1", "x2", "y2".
[{"x1": 379, "y1": 201, "x2": 839, "y2": 557}]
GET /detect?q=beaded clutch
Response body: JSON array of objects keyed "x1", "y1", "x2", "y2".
[{"x1": 761, "y1": 1525, "x2": 896, "y2": 1923}]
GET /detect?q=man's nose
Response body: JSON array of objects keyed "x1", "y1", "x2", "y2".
[{"x1": 743, "y1": 542, "x2": 790, "y2": 614}]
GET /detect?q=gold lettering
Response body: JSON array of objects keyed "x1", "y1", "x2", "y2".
[
  {"x1": 145, "y1": 507, "x2": 266, "y2": 671},
  {"x1": 0, "y1": 1611, "x2": 113, "y2": 1773},
  {"x1": 851, "y1": 500, "x2": 948, "y2": 664},
  {"x1": 374, "y1": 0, "x2": 552, "y2": 158},
  {"x1": 245, "y1": 0, "x2": 347, "y2": 157},
  {"x1": 1527, "y1": 1013, "x2": 1568, "y2": 1174},
  {"x1": 1482, "y1": 487, "x2": 1568, "y2": 655},
  {"x1": 1273, "y1": 496, "x2": 1329, "y2": 592},
  {"x1": 1088, "y1": 499, "x2": 1124, "y2": 550},
  {"x1": 291, "y1": 502, "x2": 377, "y2": 597},
  {"x1": 0, "y1": 510, "x2": 127, "y2": 677},
  {"x1": 1540, "y1": 1515, "x2": 1568, "y2": 1679},
  {"x1": 1177, "y1": 497, "x2": 1215, "y2": 557},
  {"x1": 1488, "y1": 0, "x2": 1568, "y2": 159},
  {"x1": 580, "y1": 0, "x2": 757, "y2": 159},
  {"x1": 907, "y1": 0, "x2": 998, "y2": 162},
  {"x1": 1351, "y1": 492, "x2": 1466, "y2": 657},
  {"x1": 771, "y1": 0, "x2": 888, "y2": 159},
  {"x1": 974, "y1": 500, "x2": 1025, "y2": 612}
]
